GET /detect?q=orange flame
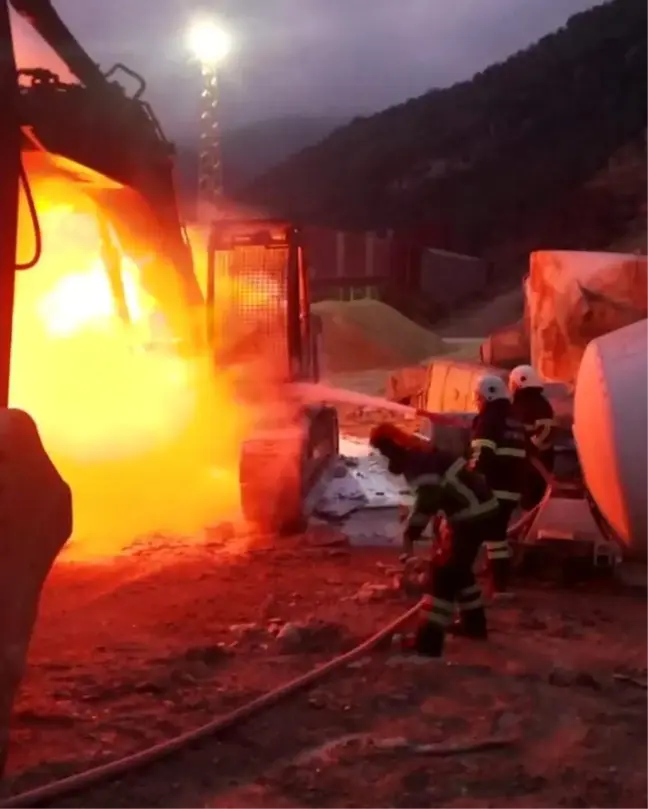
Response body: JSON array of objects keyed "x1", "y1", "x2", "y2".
[{"x1": 9, "y1": 168, "x2": 253, "y2": 560}]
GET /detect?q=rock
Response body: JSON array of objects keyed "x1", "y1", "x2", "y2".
[
  {"x1": 275, "y1": 622, "x2": 304, "y2": 653},
  {"x1": 259, "y1": 595, "x2": 277, "y2": 619},
  {"x1": 182, "y1": 644, "x2": 227, "y2": 665},
  {"x1": 518, "y1": 614, "x2": 548, "y2": 631},
  {"x1": 548, "y1": 665, "x2": 601, "y2": 690},
  {"x1": 206, "y1": 521, "x2": 236, "y2": 543},
  {"x1": 229, "y1": 623, "x2": 263, "y2": 641},
  {"x1": 347, "y1": 656, "x2": 372, "y2": 670},
  {"x1": 275, "y1": 619, "x2": 347, "y2": 654},
  {"x1": 0, "y1": 409, "x2": 73, "y2": 775},
  {"x1": 353, "y1": 582, "x2": 394, "y2": 603},
  {"x1": 306, "y1": 527, "x2": 349, "y2": 548}
]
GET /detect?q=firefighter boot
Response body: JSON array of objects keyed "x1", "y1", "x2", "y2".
[
  {"x1": 448, "y1": 607, "x2": 488, "y2": 640},
  {"x1": 489, "y1": 557, "x2": 513, "y2": 597},
  {"x1": 413, "y1": 621, "x2": 446, "y2": 658}
]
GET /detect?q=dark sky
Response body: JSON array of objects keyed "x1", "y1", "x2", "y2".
[{"x1": 12, "y1": 0, "x2": 604, "y2": 140}]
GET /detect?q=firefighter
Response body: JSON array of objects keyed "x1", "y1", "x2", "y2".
[
  {"x1": 369, "y1": 423, "x2": 500, "y2": 659},
  {"x1": 468, "y1": 374, "x2": 527, "y2": 596},
  {"x1": 509, "y1": 364, "x2": 557, "y2": 511}
]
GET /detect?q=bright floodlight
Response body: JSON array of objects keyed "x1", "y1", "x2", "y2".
[{"x1": 187, "y1": 19, "x2": 232, "y2": 67}]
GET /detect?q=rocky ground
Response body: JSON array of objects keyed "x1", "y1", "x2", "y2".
[
  {"x1": 3, "y1": 534, "x2": 646, "y2": 808},
  {"x1": 1, "y1": 405, "x2": 646, "y2": 808}
]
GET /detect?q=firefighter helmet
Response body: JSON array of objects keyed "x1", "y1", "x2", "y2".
[
  {"x1": 473, "y1": 373, "x2": 509, "y2": 405},
  {"x1": 509, "y1": 364, "x2": 543, "y2": 392}
]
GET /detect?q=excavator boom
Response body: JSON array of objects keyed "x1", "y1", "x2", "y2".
[
  {"x1": 11, "y1": 0, "x2": 202, "y2": 314},
  {"x1": 10, "y1": 0, "x2": 106, "y2": 88}
]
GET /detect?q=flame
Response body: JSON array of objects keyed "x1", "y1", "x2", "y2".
[{"x1": 9, "y1": 166, "x2": 255, "y2": 560}]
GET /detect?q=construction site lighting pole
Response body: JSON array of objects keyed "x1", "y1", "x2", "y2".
[{"x1": 186, "y1": 17, "x2": 232, "y2": 215}]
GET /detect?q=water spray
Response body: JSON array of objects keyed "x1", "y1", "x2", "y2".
[{"x1": 290, "y1": 381, "x2": 469, "y2": 428}]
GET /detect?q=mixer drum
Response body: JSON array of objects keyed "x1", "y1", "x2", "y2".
[{"x1": 574, "y1": 319, "x2": 647, "y2": 561}]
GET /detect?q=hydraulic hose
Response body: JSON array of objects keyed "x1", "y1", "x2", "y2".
[{"x1": 0, "y1": 603, "x2": 422, "y2": 808}]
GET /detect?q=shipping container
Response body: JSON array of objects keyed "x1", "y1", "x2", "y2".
[{"x1": 418, "y1": 248, "x2": 489, "y2": 309}]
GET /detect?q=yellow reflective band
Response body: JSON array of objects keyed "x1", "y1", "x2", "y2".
[
  {"x1": 453, "y1": 498, "x2": 500, "y2": 522},
  {"x1": 495, "y1": 447, "x2": 526, "y2": 458},
  {"x1": 486, "y1": 539, "x2": 511, "y2": 560},
  {"x1": 532, "y1": 418, "x2": 555, "y2": 449},
  {"x1": 535, "y1": 418, "x2": 555, "y2": 428},
  {"x1": 420, "y1": 596, "x2": 455, "y2": 626},
  {"x1": 487, "y1": 549, "x2": 511, "y2": 560},
  {"x1": 494, "y1": 489, "x2": 521, "y2": 502},
  {"x1": 458, "y1": 596, "x2": 484, "y2": 611},
  {"x1": 410, "y1": 472, "x2": 442, "y2": 487},
  {"x1": 421, "y1": 608, "x2": 453, "y2": 628},
  {"x1": 486, "y1": 540, "x2": 509, "y2": 551},
  {"x1": 471, "y1": 438, "x2": 497, "y2": 451},
  {"x1": 458, "y1": 584, "x2": 481, "y2": 599},
  {"x1": 444, "y1": 457, "x2": 480, "y2": 513},
  {"x1": 420, "y1": 597, "x2": 454, "y2": 614}
]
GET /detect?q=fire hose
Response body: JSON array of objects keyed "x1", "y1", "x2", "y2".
[
  {"x1": 2, "y1": 509, "x2": 553, "y2": 808},
  {"x1": 0, "y1": 604, "x2": 424, "y2": 808},
  {"x1": 0, "y1": 442, "x2": 554, "y2": 807}
]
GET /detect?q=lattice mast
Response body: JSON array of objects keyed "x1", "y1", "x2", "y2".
[{"x1": 197, "y1": 63, "x2": 223, "y2": 206}]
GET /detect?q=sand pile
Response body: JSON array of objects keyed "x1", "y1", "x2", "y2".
[{"x1": 313, "y1": 299, "x2": 447, "y2": 373}]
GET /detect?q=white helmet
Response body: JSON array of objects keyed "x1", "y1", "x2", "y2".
[
  {"x1": 509, "y1": 364, "x2": 543, "y2": 393},
  {"x1": 473, "y1": 373, "x2": 509, "y2": 405}
]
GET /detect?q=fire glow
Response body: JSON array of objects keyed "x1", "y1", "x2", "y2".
[{"x1": 9, "y1": 164, "x2": 253, "y2": 560}]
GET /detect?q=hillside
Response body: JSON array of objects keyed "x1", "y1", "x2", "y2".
[
  {"x1": 240, "y1": 0, "x2": 646, "y2": 274},
  {"x1": 221, "y1": 115, "x2": 348, "y2": 190},
  {"x1": 174, "y1": 115, "x2": 347, "y2": 199}
]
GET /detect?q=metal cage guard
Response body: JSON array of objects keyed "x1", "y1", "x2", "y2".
[{"x1": 205, "y1": 219, "x2": 310, "y2": 382}]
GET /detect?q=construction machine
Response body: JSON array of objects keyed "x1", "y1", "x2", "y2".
[
  {"x1": 205, "y1": 219, "x2": 339, "y2": 532},
  {"x1": 2, "y1": 0, "x2": 339, "y2": 534}
]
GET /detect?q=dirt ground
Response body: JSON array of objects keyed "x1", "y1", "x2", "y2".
[{"x1": 1, "y1": 409, "x2": 646, "y2": 808}]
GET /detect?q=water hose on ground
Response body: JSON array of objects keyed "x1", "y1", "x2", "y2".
[
  {"x1": 0, "y1": 603, "x2": 423, "y2": 808},
  {"x1": 1, "y1": 440, "x2": 555, "y2": 807}
]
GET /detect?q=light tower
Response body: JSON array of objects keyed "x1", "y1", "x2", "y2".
[{"x1": 186, "y1": 18, "x2": 232, "y2": 213}]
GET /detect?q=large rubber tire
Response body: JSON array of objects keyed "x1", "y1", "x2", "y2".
[
  {"x1": 239, "y1": 405, "x2": 339, "y2": 537},
  {"x1": 239, "y1": 436, "x2": 306, "y2": 536}
]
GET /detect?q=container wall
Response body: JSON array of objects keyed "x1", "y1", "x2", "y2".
[{"x1": 419, "y1": 249, "x2": 488, "y2": 309}]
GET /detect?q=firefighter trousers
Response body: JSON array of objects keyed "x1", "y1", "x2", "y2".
[
  {"x1": 415, "y1": 518, "x2": 491, "y2": 657},
  {"x1": 485, "y1": 498, "x2": 517, "y2": 593}
]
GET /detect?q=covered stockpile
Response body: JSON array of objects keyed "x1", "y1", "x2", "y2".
[
  {"x1": 313, "y1": 299, "x2": 448, "y2": 374},
  {"x1": 526, "y1": 250, "x2": 647, "y2": 385}
]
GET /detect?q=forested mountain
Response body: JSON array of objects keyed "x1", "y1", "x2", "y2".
[
  {"x1": 174, "y1": 115, "x2": 346, "y2": 198},
  {"x1": 239, "y1": 0, "x2": 647, "y2": 270}
]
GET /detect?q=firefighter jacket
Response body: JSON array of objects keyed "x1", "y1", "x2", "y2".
[
  {"x1": 511, "y1": 388, "x2": 557, "y2": 463},
  {"x1": 402, "y1": 448, "x2": 500, "y2": 543},
  {"x1": 469, "y1": 399, "x2": 527, "y2": 503}
]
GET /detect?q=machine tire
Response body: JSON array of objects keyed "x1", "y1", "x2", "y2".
[
  {"x1": 239, "y1": 406, "x2": 339, "y2": 537},
  {"x1": 239, "y1": 436, "x2": 306, "y2": 537}
]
